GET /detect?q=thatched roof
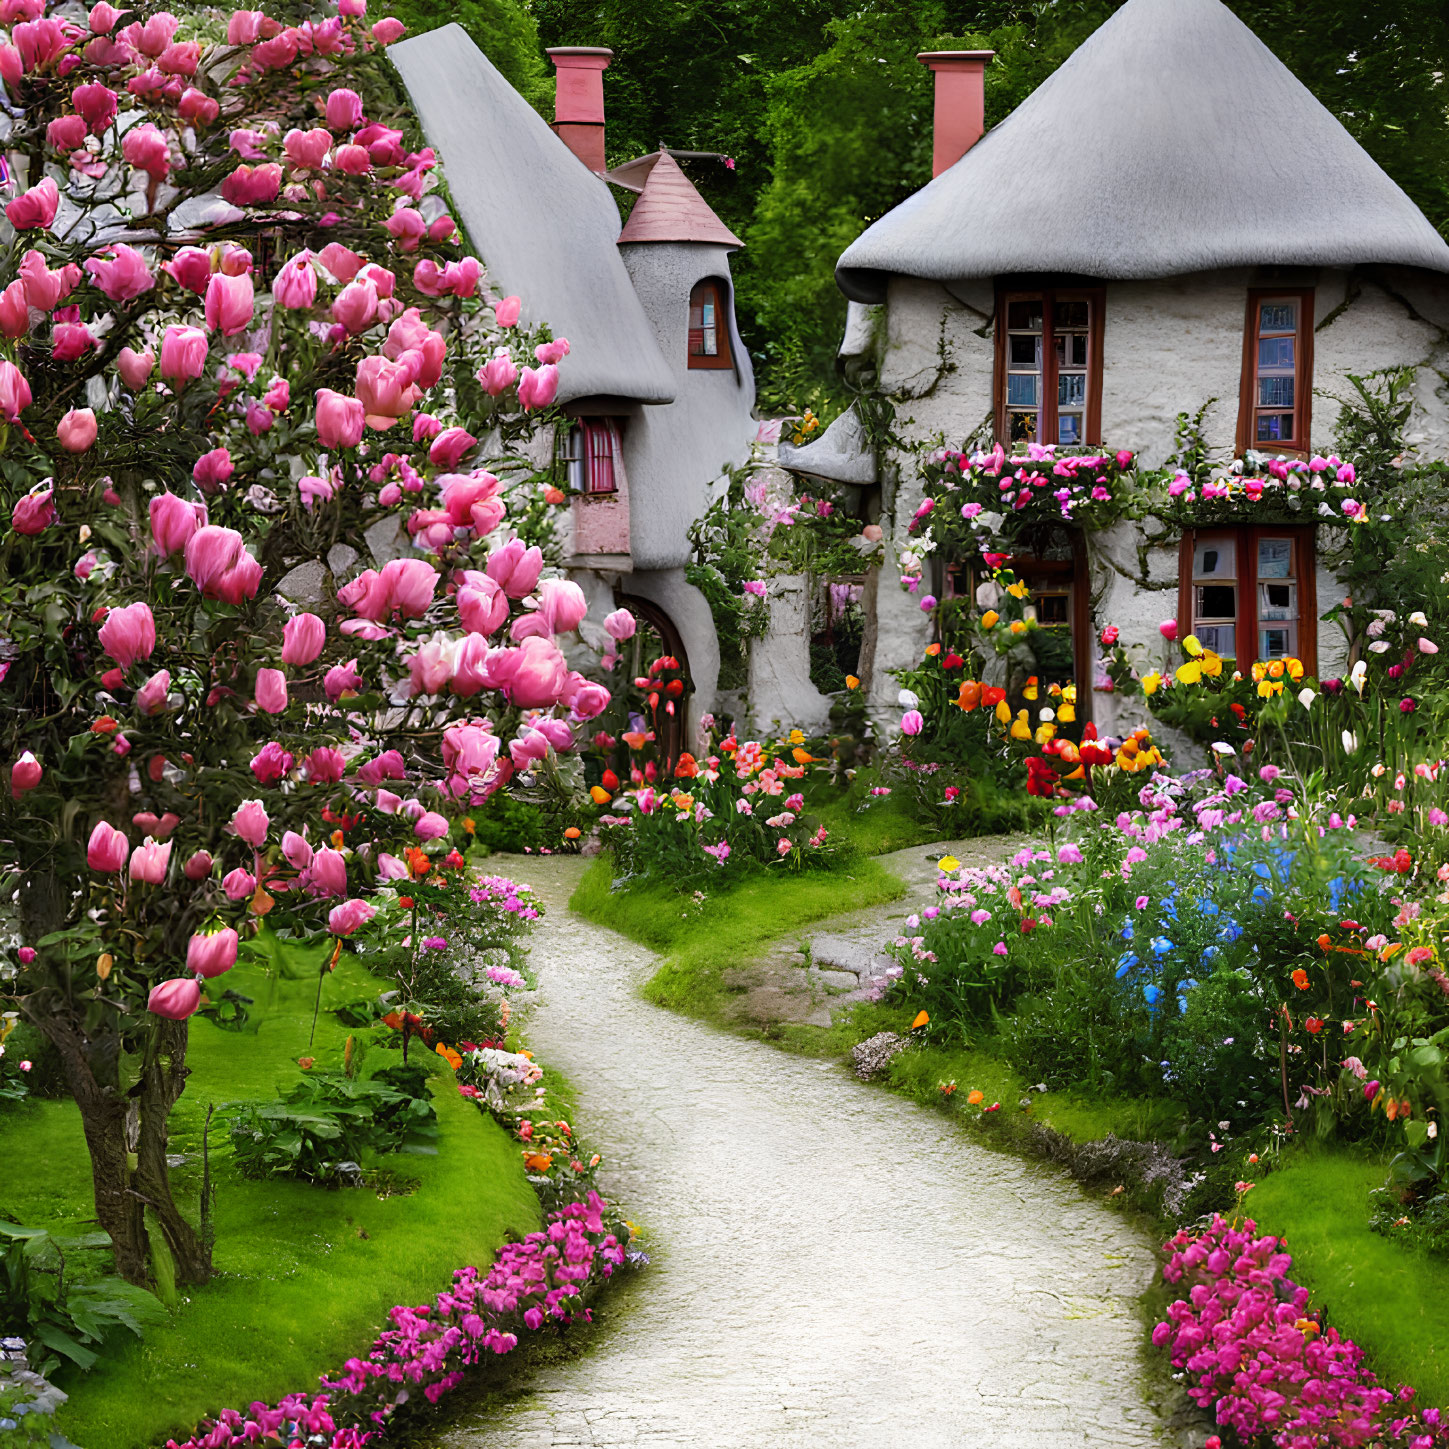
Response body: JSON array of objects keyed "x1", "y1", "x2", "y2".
[
  {"x1": 617, "y1": 153, "x2": 743, "y2": 246},
  {"x1": 837, "y1": 0, "x2": 1449, "y2": 303},
  {"x1": 390, "y1": 25, "x2": 676, "y2": 406}
]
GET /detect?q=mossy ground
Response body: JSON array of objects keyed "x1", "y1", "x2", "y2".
[{"x1": 0, "y1": 937, "x2": 539, "y2": 1449}]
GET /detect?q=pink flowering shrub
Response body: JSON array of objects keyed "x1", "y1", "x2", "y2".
[
  {"x1": 1155, "y1": 1216, "x2": 1446, "y2": 1449},
  {"x1": 166, "y1": 1193, "x2": 626, "y2": 1449}
]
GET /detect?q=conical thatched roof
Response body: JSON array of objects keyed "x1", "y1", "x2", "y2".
[
  {"x1": 617, "y1": 153, "x2": 742, "y2": 246},
  {"x1": 389, "y1": 25, "x2": 676, "y2": 405},
  {"x1": 837, "y1": 0, "x2": 1449, "y2": 303}
]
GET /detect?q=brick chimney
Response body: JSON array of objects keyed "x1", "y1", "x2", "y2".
[
  {"x1": 917, "y1": 50, "x2": 994, "y2": 178},
  {"x1": 547, "y1": 46, "x2": 613, "y2": 173}
]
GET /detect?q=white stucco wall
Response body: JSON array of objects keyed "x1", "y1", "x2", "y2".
[{"x1": 862, "y1": 267, "x2": 1449, "y2": 737}]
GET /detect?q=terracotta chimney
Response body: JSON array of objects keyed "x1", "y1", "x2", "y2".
[
  {"x1": 547, "y1": 46, "x2": 614, "y2": 172},
  {"x1": 917, "y1": 50, "x2": 994, "y2": 178}
]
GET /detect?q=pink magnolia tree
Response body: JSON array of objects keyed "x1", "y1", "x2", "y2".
[{"x1": 0, "y1": 0, "x2": 611, "y2": 1287}]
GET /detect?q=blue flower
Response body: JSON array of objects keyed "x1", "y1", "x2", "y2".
[
  {"x1": 1252, "y1": 862, "x2": 1273, "y2": 880},
  {"x1": 1121, "y1": 921, "x2": 1135, "y2": 941},
  {"x1": 1197, "y1": 898, "x2": 1220, "y2": 918},
  {"x1": 1202, "y1": 946, "x2": 1219, "y2": 964},
  {"x1": 1250, "y1": 883, "x2": 1273, "y2": 905},
  {"x1": 1144, "y1": 984, "x2": 1162, "y2": 1007},
  {"x1": 1151, "y1": 936, "x2": 1175, "y2": 957},
  {"x1": 1116, "y1": 952, "x2": 1139, "y2": 979},
  {"x1": 1217, "y1": 919, "x2": 1243, "y2": 943}
]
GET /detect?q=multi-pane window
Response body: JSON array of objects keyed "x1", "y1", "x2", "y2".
[
  {"x1": 687, "y1": 280, "x2": 732, "y2": 369},
  {"x1": 1238, "y1": 290, "x2": 1313, "y2": 453},
  {"x1": 1178, "y1": 526, "x2": 1316, "y2": 672},
  {"x1": 998, "y1": 290, "x2": 1103, "y2": 447},
  {"x1": 557, "y1": 420, "x2": 623, "y2": 495}
]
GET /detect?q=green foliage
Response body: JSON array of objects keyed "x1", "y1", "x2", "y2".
[
  {"x1": 0, "y1": 1385, "x2": 52, "y2": 1446},
  {"x1": 387, "y1": 0, "x2": 551, "y2": 110},
  {"x1": 0, "y1": 1223, "x2": 164, "y2": 1378},
  {"x1": 225, "y1": 1068, "x2": 439, "y2": 1185}
]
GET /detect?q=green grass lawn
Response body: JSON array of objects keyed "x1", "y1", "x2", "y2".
[{"x1": 0, "y1": 937, "x2": 539, "y2": 1449}]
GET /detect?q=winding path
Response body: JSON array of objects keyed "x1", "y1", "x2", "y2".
[{"x1": 442, "y1": 854, "x2": 1174, "y2": 1449}]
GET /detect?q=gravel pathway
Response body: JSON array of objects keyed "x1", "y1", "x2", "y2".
[{"x1": 440, "y1": 853, "x2": 1175, "y2": 1449}]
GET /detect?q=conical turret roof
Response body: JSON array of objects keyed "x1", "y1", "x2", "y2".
[
  {"x1": 617, "y1": 152, "x2": 743, "y2": 247},
  {"x1": 837, "y1": 0, "x2": 1449, "y2": 302}
]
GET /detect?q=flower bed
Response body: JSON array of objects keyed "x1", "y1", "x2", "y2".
[{"x1": 1155, "y1": 1215, "x2": 1446, "y2": 1448}]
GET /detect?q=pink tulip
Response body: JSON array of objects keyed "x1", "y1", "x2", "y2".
[
  {"x1": 477, "y1": 349, "x2": 518, "y2": 397},
  {"x1": 517, "y1": 363, "x2": 559, "y2": 411},
  {"x1": 307, "y1": 847, "x2": 347, "y2": 897},
  {"x1": 282, "y1": 830, "x2": 313, "y2": 870},
  {"x1": 1159, "y1": 619, "x2": 1179, "y2": 642},
  {"x1": 281, "y1": 612, "x2": 325, "y2": 666},
  {"x1": 428, "y1": 427, "x2": 475, "y2": 470},
  {"x1": 88, "y1": 4, "x2": 121, "y2": 35},
  {"x1": 183, "y1": 849, "x2": 213, "y2": 881},
  {"x1": 315, "y1": 388, "x2": 365, "y2": 449},
  {"x1": 220, "y1": 162, "x2": 281, "y2": 206},
  {"x1": 250, "y1": 740, "x2": 293, "y2": 784},
  {"x1": 72, "y1": 79, "x2": 118, "y2": 131},
  {"x1": 408, "y1": 637, "x2": 455, "y2": 697},
  {"x1": 452, "y1": 634, "x2": 490, "y2": 697},
  {"x1": 121, "y1": 122, "x2": 170, "y2": 179},
  {"x1": 440, "y1": 472, "x2": 503, "y2": 532},
  {"x1": 328, "y1": 898, "x2": 376, "y2": 936},
  {"x1": 156, "y1": 39, "x2": 200, "y2": 75},
  {"x1": 12, "y1": 488, "x2": 54, "y2": 536},
  {"x1": 0, "y1": 361, "x2": 31, "y2": 422},
  {"x1": 6, "y1": 177, "x2": 59, "y2": 231},
  {"x1": 264, "y1": 377, "x2": 290, "y2": 413},
  {"x1": 0, "y1": 281, "x2": 29, "y2": 340},
  {"x1": 272, "y1": 251, "x2": 317, "y2": 309},
  {"x1": 225, "y1": 9, "x2": 263, "y2": 43},
  {"x1": 148, "y1": 977, "x2": 201, "y2": 1020},
  {"x1": 164, "y1": 247, "x2": 213, "y2": 294},
  {"x1": 222, "y1": 868, "x2": 256, "y2": 900},
  {"x1": 57, "y1": 407, "x2": 97, "y2": 452},
  {"x1": 325, "y1": 659, "x2": 363, "y2": 701},
  {"x1": 245, "y1": 401, "x2": 272, "y2": 436},
  {"x1": 414, "y1": 811, "x2": 449, "y2": 840},
  {"x1": 603, "y1": 608, "x2": 636, "y2": 642},
  {"x1": 901, "y1": 709, "x2": 924, "y2": 736},
  {"x1": 231, "y1": 799, "x2": 269, "y2": 847},
  {"x1": 328, "y1": 141, "x2": 366, "y2": 175},
  {"x1": 539, "y1": 578, "x2": 588, "y2": 634},
  {"x1": 134, "y1": 668, "x2": 171, "y2": 716},
  {"x1": 84, "y1": 243, "x2": 154, "y2": 302},
  {"x1": 371, "y1": 16, "x2": 405, "y2": 44},
  {"x1": 568, "y1": 680, "x2": 611, "y2": 721},
  {"x1": 317, "y1": 241, "x2": 363, "y2": 282},
  {"x1": 325, "y1": 87, "x2": 363, "y2": 131},
  {"x1": 254, "y1": 667, "x2": 288, "y2": 714},
  {"x1": 21, "y1": 250, "x2": 80, "y2": 310},
  {"x1": 490, "y1": 635, "x2": 568, "y2": 708},
  {"x1": 159, "y1": 324, "x2": 208, "y2": 383},
  {"x1": 303, "y1": 746, "x2": 345, "y2": 784},
  {"x1": 382, "y1": 206, "x2": 426, "y2": 250},
  {"x1": 118, "y1": 346, "x2": 154, "y2": 389},
  {"x1": 192, "y1": 447, "x2": 234, "y2": 492},
  {"x1": 185, "y1": 525, "x2": 262, "y2": 604},
  {"x1": 443, "y1": 722, "x2": 500, "y2": 783},
  {"x1": 178, "y1": 86, "x2": 218, "y2": 124},
  {"x1": 128, "y1": 837, "x2": 172, "y2": 884},
  {"x1": 282, "y1": 125, "x2": 332, "y2": 170},
  {"x1": 187, "y1": 928, "x2": 237, "y2": 978},
  {"x1": 535, "y1": 338, "x2": 571, "y2": 367},
  {"x1": 457, "y1": 572, "x2": 509, "y2": 636},
  {"x1": 87, "y1": 820, "x2": 130, "y2": 871},
  {"x1": 485, "y1": 538, "x2": 544, "y2": 599},
  {"x1": 149, "y1": 492, "x2": 205, "y2": 556},
  {"x1": 131, "y1": 810, "x2": 179, "y2": 841},
  {"x1": 10, "y1": 751, "x2": 41, "y2": 799},
  {"x1": 330, "y1": 277, "x2": 378, "y2": 336},
  {"x1": 355, "y1": 354, "x2": 418, "y2": 429},
  {"x1": 52, "y1": 321, "x2": 95, "y2": 362},
  {"x1": 98, "y1": 601, "x2": 156, "y2": 667},
  {"x1": 47, "y1": 114, "x2": 87, "y2": 151},
  {"x1": 494, "y1": 295, "x2": 521, "y2": 328},
  {"x1": 203, "y1": 271, "x2": 254, "y2": 336}
]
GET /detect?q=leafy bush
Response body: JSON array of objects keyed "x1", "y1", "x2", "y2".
[{"x1": 0, "y1": 1223, "x2": 163, "y2": 1378}]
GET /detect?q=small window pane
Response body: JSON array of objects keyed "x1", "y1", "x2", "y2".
[
  {"x1": 1260, "y1": 302, "x2": 1296, "y2": 332},
  {"x1": 1260, "y1": 625, "x2": 1295, "y2": 658},
  {"x1": 1259, "y1": 581, "x2": 1296, "y2": 620},
  {"x1": 1258, "y1": 336, "x2": 1295, "y2": 371},
  {"x1": 1194, "y1": 539, "x2": 1234, "y2": 578},
  {"x1": 1197, "y1": 623, "x2": 1235, "y2": 657},
  {"x1": 1037, "y1": 594, "x2": 1069, "y2": 624},
  {"x1": 1007, "y1": 299, "x2": 1043, "y2": 330},
  {"x1": 1056, "y1": 300, "x2": 1089, "y2": 328},
  {"x1": 1007, "y1": 374, "x2": 1040, "y2": 407},
  {"x1": 1009, "y1": 334, "x2": 1041, "y2": 367},
  {"x1": 1009, "y1": 411, "x2": 1037, "y2": 443},
  {"x1": 1197, "y1": 583, "x2": 1237, "y2": 618},
  {"x1": 1258, "y1": 538, "x2": 1292, "y2": 579},
  {"x1": 1057, "y1": 413, "x2": 1082, "y2": 445},
  {"x1": 1258, "y1": 376, "x2": 1294, "y2": 409},
  {"x1": 1256, "y1": 413, "x2": 1294, "y2": 442},
  {"x1": 1058, "y1": 373, "x2": 1086, "y2": 407},
  {"x1": 1070, "y1": 335, "x2": 1088, "y2": 366},
  {"x1": 700, "y1": 326, "x2": 717, "y2": 355}
]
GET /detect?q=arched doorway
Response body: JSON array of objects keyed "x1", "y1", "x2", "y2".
[{"x1": 614, "y1": 593, "x2": 692, "y2": 769}]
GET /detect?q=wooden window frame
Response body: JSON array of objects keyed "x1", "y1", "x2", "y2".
[
  {"x1": 1236, "y1": 288, "x2": 1314, "y2": 456},
  {"x1": 687, "y1": 280, "x2": 732, "y2": 370},
  {"x1": 557, "y1": 419, "x2": 623, "y2": 496},
  {"x1": 994, "y1": 285, "x2": 1105, "y2": 448},
  {"x1": 1176, "y1": 524, "x2": 1317, "y2": 675}
]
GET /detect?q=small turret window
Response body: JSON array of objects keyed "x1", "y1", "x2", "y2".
[
  {"x1": 557, "y1": 420, "x2": 623, "y2": 495},
  {"x1": 687, "y1": 280, "x2": 732, "y2": 369}
]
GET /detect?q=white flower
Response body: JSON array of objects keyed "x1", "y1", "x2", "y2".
[
  {"x1": 1210, "y1": 741, "x2": 1237, "y2": 756},
  {"x1": 1350, "y1": 660, "x2": 1368, "y2": 694},
  {"x1": 1368, "y1": 640, "x2": 1391, "y2": 654},
  {"x1": 1371, "y1": 763, "x2": 1387, "y2": 778},
  {"x1": 1038, "y1": 706, "x2": 1055, "y2": 722},
  {"x1": 1298, "y1": 687, "x2": 1317, "y2": 710},
  {"x1": 898, "y1": 688, "x2": 920, "y2": 710},
  {"x1": 1342, "y1": 730, "x2": 1360, "y2": 753},
  {"x1": 1410, "y1": 611, "x2": 1428, "y2": 626}
]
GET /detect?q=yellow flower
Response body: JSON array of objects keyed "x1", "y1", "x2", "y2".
[
  {"x1": 845, "y1": 675, "x2": 860, "y2": 690},
  {"x1": 1141, "y1": 670, "x2": 1161, "y2": 695},
  {"x1": 981, "y1": 609, "x2": 999, "y2": 630},
  {"x1": 1251, "y1": 661, "x2": 1268, "y2": 681},
  {"x1": 1023, "y1": 676, "x2": 1039, "y2": 701},
  {"x1": 1062, "y1": 683, "x2": 1077, "y2": 703},
  {"x1": 1034, "y1": 722, "x2": 1057, "y2": 745},
  {"x1": 1009, "y1": 620, "x2": 1026, "y2": 635},
  {"x1": 788, "y1": 729, "x2": 805, "y2": 746},
  {"x1": 994, "y1": 698, "x2": 1011, "y2": 725},
  {"x1": 1286, "y1": 657, "x2": 1305, "y2": 681},
  {"x1": 1010, "y1": 709, "x2": 1032, "y2": 740},
  {"x1": 1183, "y1": 634, "x2": 1204, "y2": 657},
  {"x1": 937, "y1": 855, "x2": 961, "y2": 873},
  {"x1": 1006, "y1": 580, "x2": 1030, "y2": 600},
  {"x1": 1201, "y1": 651, "x2": 1224, "y2": 678},
  {"x1": 1057, "y1": 702, "x2": 1076, "y2": 723}
]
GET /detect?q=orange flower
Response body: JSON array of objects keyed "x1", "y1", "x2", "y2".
[
  {"x1": 563, "y1": 826, "x2": 582, "y2": 840},
  {"x1": 435, "y1": 1041, "x2": 462, "y2": 1071},
  {"x1": 524, "y1": 1152, "x2": 554, "y2": 1173},
  {"x1": 405, "y1": 845, "x2": 430, "y2": 878},
  {"x1": 674, "y1": 753, "x2": 699, "y2": 778},
  {"x1": 792, "y1": 748, "x2": 815, "y2": 764},
  {"x1": 925, "y1": 642, "x2": 941, "y2": 657},
  {"x1": 966, "y1": 1089, "x2": 984, "y2": 1106},
  {"x1": 911, "y1": 1009, "x2": 929, "y2": 1029},
  {"x1": 1291, "y1": 968, "x2": 1310, "y2": 990},
  {"x1": 543, "y1": 485, "x2": 566, "y2": 506},
  {"x1": 957, "y1": 680, "x2": 981, "y2": 712},
  {"x1": 1316, "y1": 934, "x2": 1331, "y2": 951},
  {"x1": 90, "y1": 715, "x2": 120, "y2": 734},
  {"x1": 462, "y1": 817, "x2": 476, "y2": 835}
]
